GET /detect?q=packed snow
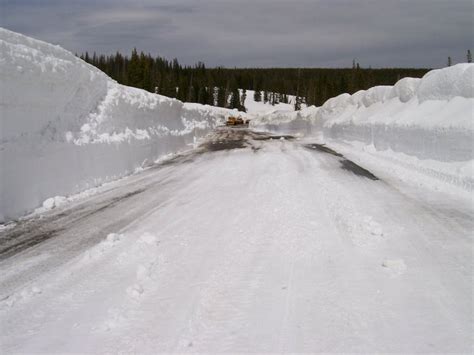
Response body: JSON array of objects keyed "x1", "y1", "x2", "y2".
[{"x1": 1, "y1": 129, "x2": 472, "y2": 353}]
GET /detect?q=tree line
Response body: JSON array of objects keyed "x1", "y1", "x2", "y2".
[{"x1": 79, "y1": 50, "x2": 430, "y2": 111}]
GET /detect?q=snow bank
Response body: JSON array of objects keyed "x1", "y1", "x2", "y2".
[
  {"x1": 319, "y1": 64, "x2": 474, "y2": 163},
  {"x1": 0, "y1": 28, "x2": 232, "y2": 222}
]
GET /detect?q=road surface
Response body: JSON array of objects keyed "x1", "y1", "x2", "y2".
[{"x1": 0, "y1": 128, "x2": 472, "y2": 353}]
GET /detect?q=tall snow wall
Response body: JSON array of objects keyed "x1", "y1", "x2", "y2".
[
  {"x1": 317, "y1": 64, "x2": 474, "y2": 162},
  {"x1": 0, "y1": 29, "x2": 230, "y2": 222}
]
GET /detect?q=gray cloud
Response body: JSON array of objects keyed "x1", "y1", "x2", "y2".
[{"x1": 1, "y1": 0, "x2": 473, "y2": 67}]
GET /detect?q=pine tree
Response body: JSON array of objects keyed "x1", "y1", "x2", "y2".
[
  {"x1": 468, "y1": 50, "x2": 472, "y2": 63},
  {"x1": 217, "y1": 87, "x2": 226, "y2": 107},
  {"x1": 208, "y1": 84, "x2": 216, "y2": 106},
  {"x1": 197, "y1": 85, "x2": 207, "y2": 105},
  {"x1": 240, "y1": 89, "x2": 247, "y2": 112},
  {"x1": 254, "y1": 89, "x2": 262, "y2": 102},
  {"x1": 294, "y1": 95, "x2": 301, "y2": 111},
  {"x1": 263, "y1": 90, "x2": 269, "y2": 103},
  {"x1": 128, "y1": 48, "x2": 143, "y2": 88},
  {"x1": 186, "y1": 74, "x2": 195, "y2": 102},
  {"x1": 294, "y1": 68, "x2": 301, "y2": 110},
  {"x1": 230, "y1": 88, "x2": 241, "y2": 110},
  {"x1": 142, "y1": 58, "x2": 152, "y2": 91},
  {"x1": 448, "y1": 56, "x2": 452, "y2": 67}
]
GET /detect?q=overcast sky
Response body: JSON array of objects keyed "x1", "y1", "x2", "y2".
[{"x1": 1, "y1": 0, "x2": 473, "y2": 68}]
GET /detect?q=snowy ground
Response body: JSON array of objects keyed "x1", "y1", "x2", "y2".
[{"x1": 1, "y1": 128, "x2": 472, "y2": 353}]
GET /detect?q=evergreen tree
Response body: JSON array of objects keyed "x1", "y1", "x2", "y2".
[
  {"x1": 128, "y1": 48, "x2": 142, "y2": 88},
  {"x1": 254, "y1": 89, "x2": 262, "y2": 102},
  {"x1": 294, "y1": 95, "x2": 302, "y2": 111},
  {"x1": 142, "y1": 58, "x2": 152, "y2": 91},
  {"x1": 197, "y1": 85, "x2": 207, "y2": 105},
  {"x1": 230, "y1": 88, "x2": 241, "y2": 110},
  {"x1": 448, "y1": 56, "x2": 452, "y2": 67},
  {"x1": 240, "y1": 89, "x2": 247, "y2": 112},
  {"x1": 263, "y1": 90, "x2": 269, "y2": 103},
  {"x1": 217, "y1": 87, "x2": 226, "y2": 107},
  {"x1": 294, "y1": 68, "x2": 301, "y2": 110},
  {"x1": 468, "y1": 50, "x2": 472, "y2": 63},
  {"x1": 207, "y1": 84, "x2": 216, "y2": 106}
]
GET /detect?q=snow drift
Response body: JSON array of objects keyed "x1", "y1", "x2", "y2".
[
  {"x1": 0, "y1": 28, "x2": 231, "y2": 222},
  {"x1": 251, "y1": 64, "x2": 474, "y2": 192}
]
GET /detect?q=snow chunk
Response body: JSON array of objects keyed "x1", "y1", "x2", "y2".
[
  {"x1": 382, "y1": 259, "x2": 407, "y2": 277},
  {"x1": 138, "y1": 232, "x2": 159, "y2": 246},
  {"x1": 42, "y1": 196, "x2": 67, "y2": 210}
]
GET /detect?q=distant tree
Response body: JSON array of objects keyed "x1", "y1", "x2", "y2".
[
  {"x1": 468, "y1": 50, "x2": 472, "y2": 63},
  {"x1": 217, "y1": 87, "x2": 226, "y2": 107},
  {"x1": 187, "y1": 83, "x2": 195, "y2": 102},
  {"x1": 263, "y1": 90, "x2": 269, "y2": 103},
  {"x1": 294, "y1": 95, "x2": 302, "y2": 111},
  {"x1": 197, "y1": 85, "x2": 207, "y2": 104},
  {"x1": 230, "y1": 87, "x2": 241, "y2": 110},
  {"x1": 128, "y1": 48, "x2": 142, "y2": 88},
  {"x1": 142, "y1": 57, "x2": 152, "y2": 91},
  {"x1": 241, "y1": 89, "x2": 247, "y2": 110},
  {"x1": 271, "y1": 92, "x2": 277, "y2": 106},
  {"x1": 448, "y1": 56, "x2": 452, "y2": 67},
  {"x1": 254, "y1": 88, "x2": 262, "y2": 102},
  {"x1": 207, "y1": 85, "x2": 216, "y2": 106},
  {"x1": 294, "y1": 68, "x2": 301, "y2": 110}
]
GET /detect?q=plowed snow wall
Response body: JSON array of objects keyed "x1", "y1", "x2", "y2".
[{"x1": 0, "y1": 29, "x2": 228, "y2": 222}]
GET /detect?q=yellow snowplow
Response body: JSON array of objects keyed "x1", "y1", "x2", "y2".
[{"x1": 226, "y1": 116, "x2": 250, "y2": 126}]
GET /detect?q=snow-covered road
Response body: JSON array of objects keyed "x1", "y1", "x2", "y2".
[{"x1": 1, "y1": 128, "x2": 472, "y2": 353}]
